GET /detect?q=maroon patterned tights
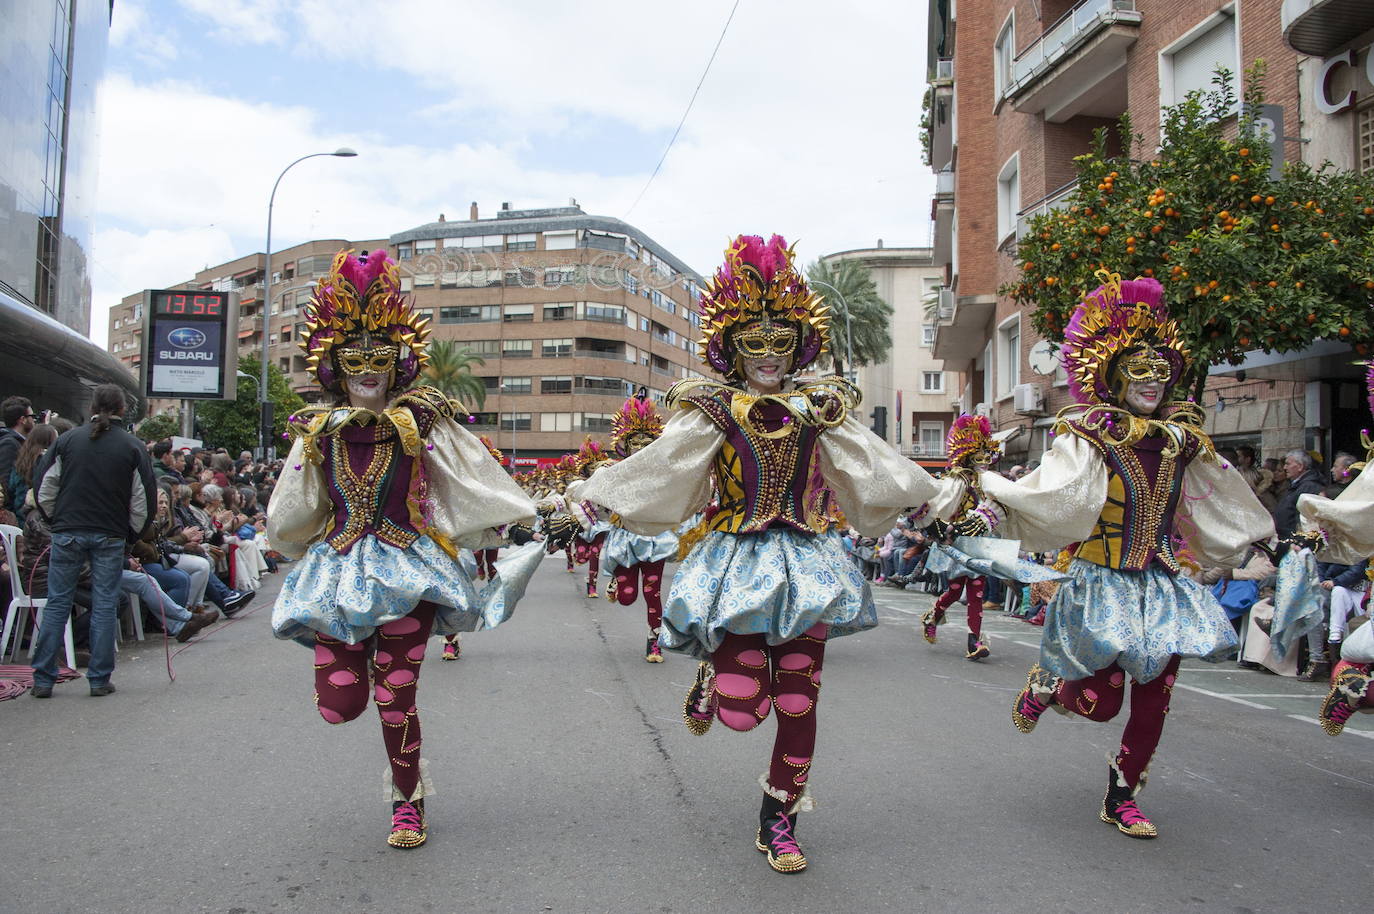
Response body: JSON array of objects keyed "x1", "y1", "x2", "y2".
[
  {"x1": 612, "y1": 559, "x2": 665, "y2": 632},
  {"x1": 934, "y1": 575, "x2": 985, "y2": 637},
  {"x1": 1055, "y1": 654, "x2": 1181, "y2": 789}
]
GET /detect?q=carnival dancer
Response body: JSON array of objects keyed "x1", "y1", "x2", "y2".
[
  {"x1": 981, "y1": 272, "x2": 1273, "y2": 839},
  {"x1": 267, "y1": 249, "x2": 541, "y2": 849},
  {"x1": 578, "y1": 235, "x2": 939, "y2": 873},
  {"x1": 1294, "y1": 361, "x2": 1374, "y2": 735},
  {"x1": 567, "y1": 438, "x2": 615, "y2": 598}
]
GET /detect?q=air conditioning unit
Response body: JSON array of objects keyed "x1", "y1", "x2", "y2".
[
  {"x1": 973, "y1": 402, "x2": 991, "y2": 418},
  {"x1": 1013, "y1": 383, "x2": 1045, "y2": 416}
]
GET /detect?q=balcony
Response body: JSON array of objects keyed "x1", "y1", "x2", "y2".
[
  {"x1": 1015, "y1": 180, "x2": 1077, "y2": 240},
  {"x1": 931, "y1": 174, "x2": 955, "y2": 268},
  {"x1": 933, "y1": 57, "x2": 953, "y2": 83},
  {"x1": 1283, "y1": 0, "x2": 1374, "y2": 56},
  {"x1": 1004, "y1": 0, "x2": 1141, "y2": 123},
  {"x1": 932, "y1": 293, "x2": 996, "y2": 363},
  {"x1": 573, "y1": 349, "x2": 629, "y2": 361}
]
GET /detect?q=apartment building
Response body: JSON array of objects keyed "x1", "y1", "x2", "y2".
[
  {"x1": 817, "y1": 245, "x2": 952, "y2": 462},
  {"x1": 926, "y1": 0, "x2": 1327, "y2": 462},
  {"x1": 108, "y1": 204, "x2": 705, "y2": 461}
]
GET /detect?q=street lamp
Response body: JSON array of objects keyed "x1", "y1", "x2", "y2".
[
  {"x1": 810, "y1": 278, "x2": 853, "y2": 382},
  {"x1": 259, "y1": 147, "x2": 358, "y2": 458}
]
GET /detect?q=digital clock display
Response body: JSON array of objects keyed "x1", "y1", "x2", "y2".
[{"x1": 153, "y1": 291, "x2": 227, "y2": 317}]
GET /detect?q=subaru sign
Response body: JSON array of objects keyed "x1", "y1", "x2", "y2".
[{"x1": 143, "y1": 289, "x2": 238, "y2": 400}]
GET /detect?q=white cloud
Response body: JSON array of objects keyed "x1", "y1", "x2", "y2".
[
  {"x1": 177, "y1": 0, "x2": 289, "y2": 45},
  {"x1": 109, "y1": 0, "x2": 181, "y2": 67}
]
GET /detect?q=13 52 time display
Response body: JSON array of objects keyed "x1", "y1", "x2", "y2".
[{"x1": 153, "y1": 291, "x2": 227, "y2": 317}]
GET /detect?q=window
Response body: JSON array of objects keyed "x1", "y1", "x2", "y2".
[
  {"x1": 922, "y1": 371, "x2": 944, "y2": 393},
  {"x1": 478, "y1": 376, "x2": 500, "y2": 391},
  {"x1": 997, "y1": 152, "x2": 1020, "y2": 241},
  {"x1": 997, "y1": 315, "x2": 1021, "y2": 397},
  {"x1": 396, "y1": 244, "x2": 412, "y2": 261},
  {"x1": 544, "y1": 267, "x2": 578, "y2": 287},
  {"x1": 541, "y1": 338, "x2": 573, "y2": 358},
  {"x1": 544, "y1": 303, "x2": 575, "y2": 320},
  {"x1": 918, "y1": 422, "x2": 946, "y2": 456},
  {"x1": 503, "y1": 339, "x2": 533, "y2": 358},
  {"x1": 415, "y1": 239, "x2": 437, "y2": 254},
  {"x1": 994, "y1": 11, "x2": 1015, "y2": 98},
  {"x1": 504, "y1": 304, "x2": 534, "y2": 322},
  {"x1": 540, "y1": 412, "x2": 572, "y2": 432},
  {"x1": 922, "y1": 324, "x2": 936, "y2": 346},
  {"x1": 501, "y1": 377, "x2": 531, "y2": 394},
  {"x1": 577, "y1": 376, "x2": 626, "y2": 394},
  {"x1": 639, "y1": 317, "x2": 650, "y2": 333},
  {"x1": 466, "y1": 339, "x2": 501, "y2": 356},
  {"x1": 133, "y1": 302, "x2": 143, "y2": 321},
  {"x1": 468, "y1": 411, "x2": 498, "y2": 426},
  {"x1": 1359, "y1": 105, "x2": 1374, "y2": 173},
  {"x1": 458, "y1": 234, "x2": 505, "y2": 251},
  {"x1": 506, "y1": 233, "x2": 536, "y2": 252},
  {"x1": 541, "y1": 376, "x2": 572, "y2": 394},
  {"x1": 1161, "y1": 11, "x2": 1237, "y2": 109},
  {"x1": 504, "y1": 267, "x2": 536, "y2": 287},
  {"x1": 581, "y1": 413, "x2": 614, "y2": 433},
  {"x1": 585, "y1": 302, "x2": 624, "y2": 323},
  {"x1": 399, "y1": 277, "x2": 413, "y2": 292},
  {"x1": 440, "y1": 305, "x2": 499, "y2": 323},
  {"x1": 500, "y1": 413, "x2": 531, "y2": 431},
  {"x1": 543, "y1": 231, "x2": 577, "y2": 251},
  {"x1": 281, "y1": 326, "x2": 292, "y2": 342}
]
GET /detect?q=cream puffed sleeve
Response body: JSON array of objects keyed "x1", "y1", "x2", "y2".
[
  {"x1": 819, "y1": 415, "x2": 941, "y2": 537},
  {"x1": 425, "y1": 417, "x2": 538, "y2": 550},
  {"x1": 577, "y1": 408, "x2": 723, "y2": 535},
  {"x1": 1299, "y1": 466, "x2": 1374, "y2": 565},
  {"x1": 1178, "y1": 458, "x2": 1276, "y2": 567},
  {"x1": 266, "y1": 437, "x2": 331, "y2": 559},
  {"x1": 976, "y1": 431, "x2": 1107, "y2": 553}
]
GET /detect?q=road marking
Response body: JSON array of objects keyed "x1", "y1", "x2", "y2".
[
  {"x1": 1303, "y1": 762, "x2": 1374, "y2": 787},
  {"x1": 1174, "y1": 683, "x2": 1274, "y2": 710},
  {"x1": 1289, "y1": 715, "x2": 1374, "y2": 741}
]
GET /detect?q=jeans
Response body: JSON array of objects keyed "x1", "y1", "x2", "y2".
[
  {"x1": 120, "y1": 570, "x2": 192, "y2": 634},
  {"x1": 203, "y1": 565, "x2": 235, "y2": 607},
  {"x1": 144, "y1": 562, "x2": 191, "y2": 608},
  {"x1": 33, "y1": 531, "x2": 126, "y2": 689},
  {"x1": 171, "y1": 553, "x2": 213, "y2": 606}
]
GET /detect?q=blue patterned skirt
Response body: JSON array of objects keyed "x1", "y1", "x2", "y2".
[
  {"x1": 925, "y1": 537, "x2": 1068, "y2": 585},
  {"x1": 1041, "y1": 559, "x2": 1238, "y2": 684},
  {"x1": 272, "y1": 535, "x2": 543, "y2": 646},
  {"x1": 661, "y1": 528, "x2": 877, "y2": 660},
  {"x1": 600, "y1": 526, "x2": 679, "y2": 573}
]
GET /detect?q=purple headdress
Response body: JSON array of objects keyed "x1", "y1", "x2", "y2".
[
  {"x1": 946, "y1": 414, "x2": 998, "y2": 467},
  {"x1": 610, "y1": 397, "x2": 665, "y2": 456}
]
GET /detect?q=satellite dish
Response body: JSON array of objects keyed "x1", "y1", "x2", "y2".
[{"x1": 1028, "y1": 340, "x2": 1059, "y2": 376}]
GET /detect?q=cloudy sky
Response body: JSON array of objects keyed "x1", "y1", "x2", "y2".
[{"x1": 91, "y1": 0, "x2": 934, "y2": 346}]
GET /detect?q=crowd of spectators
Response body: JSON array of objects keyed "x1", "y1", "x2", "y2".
[{"x1": 0, "y1": 391, "x2": 290, "y2": 690}]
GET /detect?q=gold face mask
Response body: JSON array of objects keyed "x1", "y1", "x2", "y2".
[
  {"x1": 338, "y1": 344, "x2": 399, "y2": 378},
  {"x1": 733, "y1": 321, "x2": 799, "y2": 358},
  {"x1": 1116, "y1": 346, "x2": 1173, "y2": 386}
]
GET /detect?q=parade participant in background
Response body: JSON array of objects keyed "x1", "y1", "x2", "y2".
[
  {"x1": 568, "y1": 437, "x2": 615, "y2": 598},
  {"x1": 572, "y1": 397, "x2": 677, "y2": 661},
  {"x1": 984, "y1": 272, "x2": 1273, "y2": 839},
  {"x1": 267, "y1": 250, "x2": 540, "y2": 849},
  {"x1": 1295, "y1": 362, "x2": 1374, "y2": 735},
  {"x1": 578, "y1": 235, "x2": 939, "y2": 873}
]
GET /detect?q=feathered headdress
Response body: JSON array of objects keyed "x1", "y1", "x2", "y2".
[
  {"x1": 478, "y1": 434, "x2": 504, "y2": 464},
  {"x1": 946, "y1": 414, "x2": 998, "y2": 467},
  {"x1": 1060, "y1": 270, "x2": 1188, "y2": 406},
  {"x1": 696, "y1": 234, "x2": 829, "y2": 378},
  {"x1": 301, "y1": 249, "x2": 432, "y2": 394},
  {"x1": 574, "y1": 436, "x2": 611, "y2": 474},
  {"x1": 610, "y1": 396, "x2": 664, "y2": 455}
]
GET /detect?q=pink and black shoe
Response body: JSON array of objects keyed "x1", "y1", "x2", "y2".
[
  {"x1": 921, "y1": 609, "x2": 944, "y2": 644},
  {"x1": 1012, "y1": 664, "x2": 1058, "y2": 733},
  {"x1": 966, "y1": 633, "x2": 990, "y2": 661},
  {"x1": 1319, "y1": 668, "x2": 1370, "y2": 736},
  {"x1": 756, "y1": 793, "x2": 807, "y2": 873},
  {"x1": 645, "y1": 636, "x2": 664, "y2": 663},
  {"x1": 387, "y1": 799, "x2": 427, "y2": 848},
  {"x1": 587, "y1": 582, "x2": 598, "y2": 598},
  {"x1": 1101, "y1": 774, "x2": 1157, "y2": 839},
  {"x1": 683, "y1": 661, "x2": 716, "y2": 734},
  {"x1": 441, "y1": 637, "x2": 460, "y2": 661}
]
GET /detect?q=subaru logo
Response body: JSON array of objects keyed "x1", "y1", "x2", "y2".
[{"x1": 168, "y1": 327, "x2": 206, "y2": 349}]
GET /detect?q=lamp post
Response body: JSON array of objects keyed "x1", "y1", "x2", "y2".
[
  {"x1": 810, "y1": 278, "x2": 853, "y2": 382},
  {"x1": 259, "y1": 147, "x2": 358, "y2": 458}
]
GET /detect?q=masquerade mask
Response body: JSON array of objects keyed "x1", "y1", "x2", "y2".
[
  {"x1": 1116, "y1": 346, "x2": 1173, "y2": 385},
  {"x1": 734, "y1": 320, "x2": 799, "y2": 358},
  {"x1": 338, "y1": 344, "x2": 399, "y2": 378}
]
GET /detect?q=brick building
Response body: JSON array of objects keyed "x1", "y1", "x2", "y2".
[{"x1": 923, "y1": 0, "x2": 1352, "y2": 463}]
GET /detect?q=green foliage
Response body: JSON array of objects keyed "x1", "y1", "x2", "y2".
[
  {"x1": 421, "y1": 341, "x2": 488, "y2": 410},
  {"x1": 1001, "y1": 61, "x2": 1374, "y2": 392},
  {"x1": 806, "y1": 258, "x2": 894, "y2": 376},
  {"x1": 195, "y1": 356, "x2": 305, "y2": 454},
  {"x1": 135, "y1": 413, "x2": 179, "y2": 442}
]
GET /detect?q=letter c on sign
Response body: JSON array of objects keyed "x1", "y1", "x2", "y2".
[{"x1": 1316, "y1": 51, "x2": 1355, "y2": 115}]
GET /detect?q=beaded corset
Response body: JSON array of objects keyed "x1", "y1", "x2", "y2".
[
  {"x1": 672, "y1": 380, "x2": 855, "y2": 536},
  {"x1": 1059, "y1": 418, "x2": 1204, "y2": 573}
]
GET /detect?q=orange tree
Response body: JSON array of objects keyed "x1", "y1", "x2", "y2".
[{"x1": 1002, "y1": 64, "x2": 1374, "y2": 398}]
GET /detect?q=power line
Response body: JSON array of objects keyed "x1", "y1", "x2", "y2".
[{"x1": 624, "y1": 0, "x2": 741, "y2": 219}]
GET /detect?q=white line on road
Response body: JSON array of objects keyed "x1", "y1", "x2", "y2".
[
  {"x1": 1289, "y1": 715, "x2": 1374, "y2": 741},
  {"x1": 1174, "y1": 683, "x2": 1275, "y2": 710},
  {"x1": 1303, "y1": 760, "x2": 1374, "y2": 785}
]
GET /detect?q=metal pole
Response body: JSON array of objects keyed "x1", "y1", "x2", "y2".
[
  {"x1": 259, "y1": 148, "x2": 357, "y2": 459},
  {"x1": 811, "y1": 278, "x2": 853, "y2": 381}
]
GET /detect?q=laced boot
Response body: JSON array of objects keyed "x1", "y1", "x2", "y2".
[
  {"x1": 645, "y1": 632, "x2": 664, "y2": 663},
  {"x1": 387, "y1": 798, "x2": 427, "y2": 848},
  {"x1": 1319, "y1": 667, "x2": 1372, "y2": 736},
  {"x1": 682, "y1": 661, "x2": 716, "y2": 734},
  {"x1": 921, "y1": 608, "x2": 945, "y2": 644},
  {"x1": 1299, "y1": 647, "x2": 1331, "y2": 682},
  {"x1": 1012, "y1": 664, "x2": 1060, "y2": 733},
  {"x1": 966, "y1": 632, "x2": 990, "y2": 661},
  {"x1": 1100, "y1": 769, "x2": 1157, "y2": 839},
  {"x1": 755, "y1": 793, "x2": 807, "y2": 873},
  {"x1": 441, "y1": 635, "x2": 460, "y2": 661}
]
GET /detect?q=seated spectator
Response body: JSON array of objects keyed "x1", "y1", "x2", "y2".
[
  {"x1": 138, "y1": 484, "x2": 253, "y2": 616},
  {"x1": 201, "y1": 483, "x2": 268, "y2": 592},
  {"x1": 123, "y1": 556, "x2": 217, "y2": 642},
  {"x1": 7, "y1": 422, "x2": 57, "y2": 523},
  {"x1": 151, "y1": 439, "x2": 186, "y2": 484}
]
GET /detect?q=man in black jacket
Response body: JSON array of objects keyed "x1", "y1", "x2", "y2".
[
  {"x1": 1273, "y1": 449, "x2": 1327, "y2": 541},
  {"x1": 0, "y1": 395, "x2": 35, "y2": 501},
  {"x1": 29, "y1": 385, "x2": 156, "y2": 698}
]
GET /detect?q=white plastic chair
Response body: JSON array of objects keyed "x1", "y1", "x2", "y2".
[{"x1": 0, "y1": 523, "x2": 76, "y2": 669}]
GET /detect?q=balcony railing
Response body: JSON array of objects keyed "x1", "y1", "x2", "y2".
[
  {"x1": 650, "y1": 365, "x2": 677, "y2": 378},
  {"x1": 1015, "y1": 180, "x2": 1078, "y2": 240},
  {"x1": 1006, "y1": 0, "x2": 1138, "y2": 100},
  {"x1": 573, "y1": 386, "x2": 627, "y2": 397},
  {"x1": 573, "y1": 349, "x2": 628, "y2": 361}
]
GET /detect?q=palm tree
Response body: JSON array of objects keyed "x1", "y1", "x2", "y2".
[
  {"x1": 805, "y1": 258, "x2": 893, "y2": 377},
  {"x1": 422, "y1": 340, "x2": 488, "y2": 410}
]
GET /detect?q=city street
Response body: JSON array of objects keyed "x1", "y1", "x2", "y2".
[{"x1": 3, "y1": 556, "x2": 1370, "y2": 913}]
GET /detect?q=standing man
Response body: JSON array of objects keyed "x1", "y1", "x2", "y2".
[
  {"x1": 30, "y1": 384, "x2": 156, "y2": 698},
  {"x1": 0, "y1": 396, "x2": 36, "y2": 499}
]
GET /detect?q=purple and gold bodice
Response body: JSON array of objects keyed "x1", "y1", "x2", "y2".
[
  {"x1": 1061, "y1": 418, "x2": 1204, "y2": 573},
  {"x1": 680, "y1": 386, "x2": 846, "y2": 536}
]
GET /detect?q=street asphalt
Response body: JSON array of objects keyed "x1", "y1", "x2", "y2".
[{"x1": 2, "y1": 557, "x2": 1371, "y2": 913}]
